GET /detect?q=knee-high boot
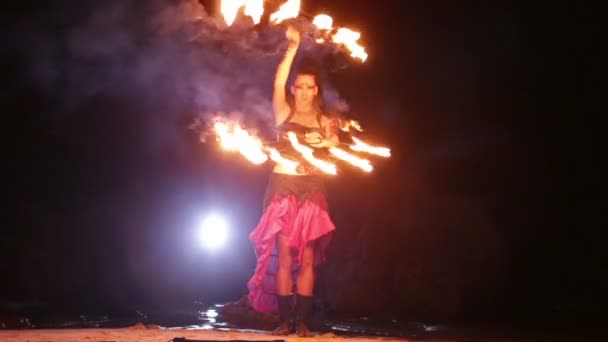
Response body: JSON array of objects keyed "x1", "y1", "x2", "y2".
[
  {"x1": 295, "y1": 294, "x2": 314, "y2": 337},
  {"x1": 271, "y1": 295, "x2": 292, "y2": 335}
]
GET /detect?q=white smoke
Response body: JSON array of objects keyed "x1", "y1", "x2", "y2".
[{"x1": 25, "y1": 0, "x2": 349, "y2": 125}]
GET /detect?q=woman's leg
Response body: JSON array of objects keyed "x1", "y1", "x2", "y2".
[
  {"x1": 296, "y1": 242, "x2": 315, "y2": 295},
  {"x1": 272, "y1": 233, "x2": 294, "y2": 335},
  {"x1": 276, "y1": 233, "x2": 293, "y2": 295},
  {"x1": 295, "y1": 242, "x2": 315, "y2": 337}
]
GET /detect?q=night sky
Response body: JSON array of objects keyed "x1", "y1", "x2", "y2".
[{"x1": 2, "y1": 0, "x2": 598, "y2": 327}]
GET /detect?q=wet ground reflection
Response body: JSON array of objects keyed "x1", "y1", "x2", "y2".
[{"x1": 0, "y1": 300, "x2": 597, "y2": 341}]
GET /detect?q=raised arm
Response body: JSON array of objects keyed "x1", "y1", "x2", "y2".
[{"x1": 273, "y1": 26, "x2": 300, "y2": 126}]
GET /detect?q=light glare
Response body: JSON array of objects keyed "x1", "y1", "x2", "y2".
[{"x1": 199, "y1": 214, "x2": 228, "y2": 249}]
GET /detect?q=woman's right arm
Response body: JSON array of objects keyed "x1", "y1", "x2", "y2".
[{"x1": 273, "y1": 26, "x2": 300, "y2": 126}]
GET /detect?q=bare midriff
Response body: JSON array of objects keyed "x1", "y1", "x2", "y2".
[{"x1": 272, "y1": 163, "x2": 300, "y2": 175}]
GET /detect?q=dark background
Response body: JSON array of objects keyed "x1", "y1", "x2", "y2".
[{"x1": 2, "y1": 0, "x2": 598, "y2": 327}]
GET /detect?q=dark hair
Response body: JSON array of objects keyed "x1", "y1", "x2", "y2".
[
  {"x1": 295, "y1": 56, "x2": 321, "y2": 83},
  {"x1": 290, "y1": 56, "x2": 324, "y2": 111}
]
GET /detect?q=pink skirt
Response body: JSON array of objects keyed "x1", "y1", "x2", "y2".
[{"x1": 247, "y1": 174, "x2": 336, "y2": 313}]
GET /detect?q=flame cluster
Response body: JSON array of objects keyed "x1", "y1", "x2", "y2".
[
  {"x1": 210, "y1": 117, "x2": 390, "y2": 175},
  {"x1": 220, "y1": 0, "x2": 367, "y2": 62}
]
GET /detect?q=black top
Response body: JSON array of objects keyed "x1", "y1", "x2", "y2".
[
  {"x1": 272, "y1": 112, "x2": 331, "y2": 174},
  {"x1": 276, "y1": 111, "x2": 325, "y2": 141}
]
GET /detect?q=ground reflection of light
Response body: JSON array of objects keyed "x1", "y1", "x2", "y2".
[
  {"x1": 331, "y1": 325, "x2": 351, "y2": 332},
  {"x1": 198, "y1": 309, "x2": 219, "y2": 325},
  {"x1": 206, "y1": 309, "x2": 219, "y2": 318}
]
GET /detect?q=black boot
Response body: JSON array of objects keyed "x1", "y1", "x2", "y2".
[
  {"x1": 295, "y1": 294, "x2": 314, "y2": 337},
  {"x1": 271, "y1": 295, "x2": 292, "y2": 335}
]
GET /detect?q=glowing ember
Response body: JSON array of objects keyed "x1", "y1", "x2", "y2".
[
  {"x1": 266, "y1": 147, "x2": 300, "y2": 174},
  {"x1": 313, "y1": 14, "x2": 333, "y2": 30},
  {"x1": 329, "y1": 147, "x2": 373, "y2": 172},
  {"x1": 332, "y1": 28, "x2": 368, "y2": 62},
  {"x1": 221, "y1": 0, "x2": 264, "y2": 26},
  {"x1": 287, "y1": 132, "x2": 337, "y2": 175},
  {"x1": 269, "y1": 0, "x2": 301, "y2": 24},
  {"x1": 340, "y1": 119, "x2": 363, "y2": 132},
  {"x1": 350, "y1": 136, "x2": 391, "y2": 157},
  {"x1": 213, "y1": 120, "x2": 268, "y2": 164}
]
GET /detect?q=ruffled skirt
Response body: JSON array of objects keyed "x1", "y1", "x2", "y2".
[{"x1": 247, "y1": 173, "x2": 335, "y2": 313}]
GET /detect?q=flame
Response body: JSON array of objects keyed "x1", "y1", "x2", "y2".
[
  {"x1": 208, "y1": 118, "x2": 388, "y2": 174},
  {"x1": 350, "y1": 136, "x2": 391, "y2": 157},
  {"x1": 221, "y1": 0, "x2": 264, "y2": 26},
  {"x1": 287, "y1": 132, "x2": 337, "y2": 175},
  {"x1": 266, "y1": 147, "x2": 300, "y2": 174},
  {"x1": 244, "y1": 0, "x2": 264, "y2": 24},
  {"x1": 220, "y1": 0, "x2": 243, "y2": 26},
  {"x1": 329, "y1": 147, "x2": 373, "y2": 172},
  {"x1": 340, "y1": 119, "x2": 363, "y2": 132},
  {"x1": 332, "y1": 28, "x2": 368, "y2": 62},
  {"x1": 220, "y1": 1, "x2": 367, "y2": 63},
  {"x1": 269, "y1": 0, "x2": 301, "y2": 24},
  {"x1": 313, "y1": 14, "x2": 333, "y2": 30},
  {"x1": 213, "y1": 120, "x2": 268, "y2": 164}
]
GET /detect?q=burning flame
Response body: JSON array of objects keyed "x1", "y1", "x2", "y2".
[
  {"x1": 207, "y1": 117, "x2": 388, "y2": 174},
  {"x1": 213, "y1": 120, "x2": 268, "y2": 164},
  {"x1": 220, "y1": 0, "x2": 243, "y2": 26},
  {"x1": 350, "y1": 136, "x2": 391, "y2": 157},
  {"x1": 269, "y1": 0, "x2": 301, "y2": 24},
  {"x1": 220, "y1": 1, "x2": 367, "y2": 63},
  {"x1": 329, "y1": 147, "x2": 373, "y2": 172},
  {"x1": 221, "y1": 0, "x2": 264, "y2": 26},
  {"x1": 332, "y1": 28, "x2": 368, "y2": 62},
  {"x1": 313, "y1": 14, "x2": 333, "y2": 30},
  {"x1": 287, "y1": 132, "x2": 337, "y2": 175},
  {"x1": 340, "y1": 119, "x2": 363, "y2": 132},
  {"x1": 266, "y1": 147, "x2": 300, "y2": 174},
  {"x1": 244, "y1": 0, "x2": 264, "y2": 24}
]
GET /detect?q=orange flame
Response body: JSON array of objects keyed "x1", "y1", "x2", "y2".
[
  {"x1": 244, "y1": 0, "x2": 264, "y2": 24},
  {"x1": 350, "y1": 136, "x2": 391, "y2": 157},
  {"x1": 340, "y1": 119, "x2": 363, "y2": 132},
  {"x1": 313, "y1": 14, "x2": 333, "y2": 30},
  {"x1": 220, "y1": 2, "x2": 368, "y2": 63},
  {"x1": 332, "y1": 28, "x2": 368, "y2": 62},
  {"x1": 220, "y1": 0, "x2": 243, "y2": 26},
  {"x1": 269, "y1": 0, "x2": 301, "y2": 24},
  {"x1": 266, "y1": 147, "x2": 299, "y2": 174},
  {"x1": 287, "y1": 132, "x2": 337, "y2": 175},
  {"x1": 329, "y1": 147, "x2": 373, "y2": 172},
  {"x1": 221, "y1": 0, "x2": 264, "y2": 26},
  {"x1": 213, "y1": 120, "x2": 268, "y2": 164}
]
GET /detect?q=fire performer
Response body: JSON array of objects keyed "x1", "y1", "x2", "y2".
[{"x1": 247, "y1": 25, "x2": 339, "y2": 337}]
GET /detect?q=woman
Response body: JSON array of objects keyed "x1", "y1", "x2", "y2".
[{"x1": 247, "y1": 26, "x2": 339, "y2": 337}]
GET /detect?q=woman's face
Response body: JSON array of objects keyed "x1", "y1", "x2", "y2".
[{"x1": 291, "y1": 74, "x2": 318, "y2": 112}]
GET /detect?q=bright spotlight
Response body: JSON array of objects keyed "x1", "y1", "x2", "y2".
[{"x1": 198, "y1": 214, "x2": 228, "y2": 249}]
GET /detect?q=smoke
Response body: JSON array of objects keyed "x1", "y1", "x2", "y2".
[{"x1": 21, "y1": 0, "x2": 350, "y2": 131}]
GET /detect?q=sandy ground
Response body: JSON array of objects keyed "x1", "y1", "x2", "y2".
[{"x1": 0, "y1": 327, "x2": 424, "y2": 342}]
